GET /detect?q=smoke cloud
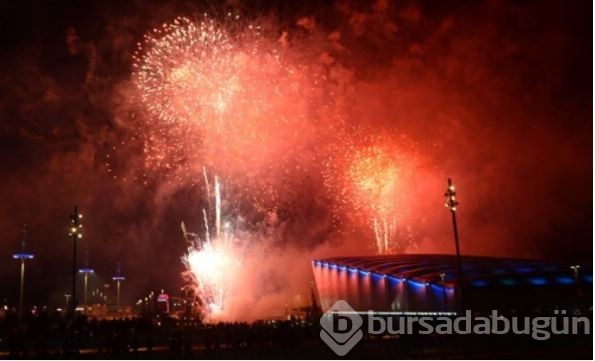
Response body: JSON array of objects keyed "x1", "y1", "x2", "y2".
[{"x1": 0, "y1": 0, "x2": 590, "y2": 319}]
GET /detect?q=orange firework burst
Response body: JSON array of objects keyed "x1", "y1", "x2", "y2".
[
  {"x1": 324, "y1": 129, "x2": 419, "y2": 254},
  {"x1": 180, "y1": 171, "x2": 242, "y2": 320},
  {"x1": 348, "y1": 146, "x2": 399, "y2": 217},
  {"x1": 133, "y1": 15, "x2": 238, "y2": 124},
  {"x1": 132, "y1": 14, "x2": 323, "y2": 190}
]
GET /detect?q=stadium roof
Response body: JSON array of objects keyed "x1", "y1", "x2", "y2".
[{"x1": 312, "y1": 254, "x2": 593, "y2": 289}]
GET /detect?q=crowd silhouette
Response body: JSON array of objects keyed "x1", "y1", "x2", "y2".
[{"x1": 0, "y1": 307, "x2": 591, "y2": 359}]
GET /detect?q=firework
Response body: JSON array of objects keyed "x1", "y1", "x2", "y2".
[
  {"x1": 347, "y1": 144, "x2": 399, "y2": 254},
  {"x1": 133, "y1": 15, "x2": 236, "y2": 124},
  {"x1": 324, "y1": 129, "x2": 419, "y2": 254},
  {"x1": 348, "y1": 145, "x2": 399, "y2": 215},
  {"x1": 132, "y1": 14, "x2": 328, "y2": 190},
  {"x1": 181, "y1": 168, "x2": 239, "y2": 319},
  {"x1": 182, "y1": 240, "x2": 236, "y2": 315}
]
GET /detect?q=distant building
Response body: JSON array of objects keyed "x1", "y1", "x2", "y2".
[{"x1": 157, "y1": 292, "x2": 170, "y2": 313}]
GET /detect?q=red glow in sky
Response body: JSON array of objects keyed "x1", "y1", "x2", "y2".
[{"x1": 0, "y1": 0, "x2": 589, "y2": 312}]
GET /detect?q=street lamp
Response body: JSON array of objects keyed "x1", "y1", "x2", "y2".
[
  {"x1": 570, "y1": 265, "x2": 583, "y2": 303},
  {"x1": 570, "y1": 265, "x2": 581, "y2": 279},
  {"x1": 445, "y1": 179, "x2": 463, "y2": 313},
  {"x1": 12, "y1": 225, "x2": 34, "y2": 326},
  {"x1": 78, "y1": 247, "x2": 94, "y2": 313},
  {"x1": 68, "y1": 207, "x2": 83, "y2": 320},
  {"x1": 78, "y1": 268, "x2": 94, "y2": 312},
  {"x1": 64, "y1": 293, "x2": 71, "y2": 309},
  {"x1": 112, "y1": 262, "x2": 126, "y2": 309}
]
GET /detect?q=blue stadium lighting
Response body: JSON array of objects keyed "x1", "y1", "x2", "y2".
[
  {"x1": 78, "y1": 268, "x2": 94, "y2": 274},
  {"x1": 407, "y1": 279, "x2": 426, "y2": 288},
  {"x1": 311, "y1": 255, "x2": 593, "y2": 315},
  {"x1": 371, "y1": 272, "x2": 385, "y2": 280},
  {"x1": 528, "y1": 277, "x2": 547, "y2": 286},
  {"x1": 112, "y1": 276, "x2": 126, "y2": 281},
  {"x1": 387, "y1": 276, "x2": 401, "y2": 283},
  {"x1": 430, "y1": 284, "x2": 441, "y2": 290},
  {"x1": 12, "y1": 253, "x2": 34, "y2": 260},
  {"x1": 555, "y1": 276, "x2": 574, "y2": 285}
]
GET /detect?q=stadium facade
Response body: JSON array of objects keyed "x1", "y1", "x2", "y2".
[{"x1": 312, "y1": 254, "x2": 592, "y2": 313}]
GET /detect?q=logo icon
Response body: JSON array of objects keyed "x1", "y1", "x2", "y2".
[{"x1": 320, "y1": 300, "x2": 363, "y2": 356}]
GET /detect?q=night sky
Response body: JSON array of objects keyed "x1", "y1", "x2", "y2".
[{"x1": 0, "y1": 0, "x2": 591, "y2": 313}]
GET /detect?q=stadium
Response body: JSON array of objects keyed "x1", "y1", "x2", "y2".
[{"x1": 312, "y1": 254, "x2": 593, "y2": 314}]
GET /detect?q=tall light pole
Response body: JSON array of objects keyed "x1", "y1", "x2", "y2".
[
  {"x1": 12, "y1": 225, "x2": 34, "y2": 326},
  {"x1": 78, "y1": 247, "x2": 94, "y2": 313},
  {"x1": 445, "y1": 178, "x2": 463, "y2": 313},
  {"x1": 570, "y1": 265, "x2": 581, "y2": 280},
  {"x1": 112, "y1": 262, "x2": 126, "y2": 309},
  {"x1": 570, "y1": 265, "x2": 582, "y2": 301},
  {"x1": 68, "y1": 207, "x2": 83, "y2": 319}
]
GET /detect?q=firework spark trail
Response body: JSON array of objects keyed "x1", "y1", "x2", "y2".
[
  {"x1": 324, "y1": 130, "x2": 420, "y2": 254},
  {"x1": 215, "y1": 176, "x2": 221, "y2": 239},
  {"x1": 202, "y1": 209, "x2": 210, "y2": 245},
  {"x1": 203, "y1": 165, "x2": 212, "y2": 210},
  {"x1": 373, "y1": 217, "x2": 394, "y2": 255},
  {"x1": 181, "y1": 169, "x2": 240, "y2": 320},
  {"x1": 349, "y1": 145, "x2": 398, "y2": 254}
]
